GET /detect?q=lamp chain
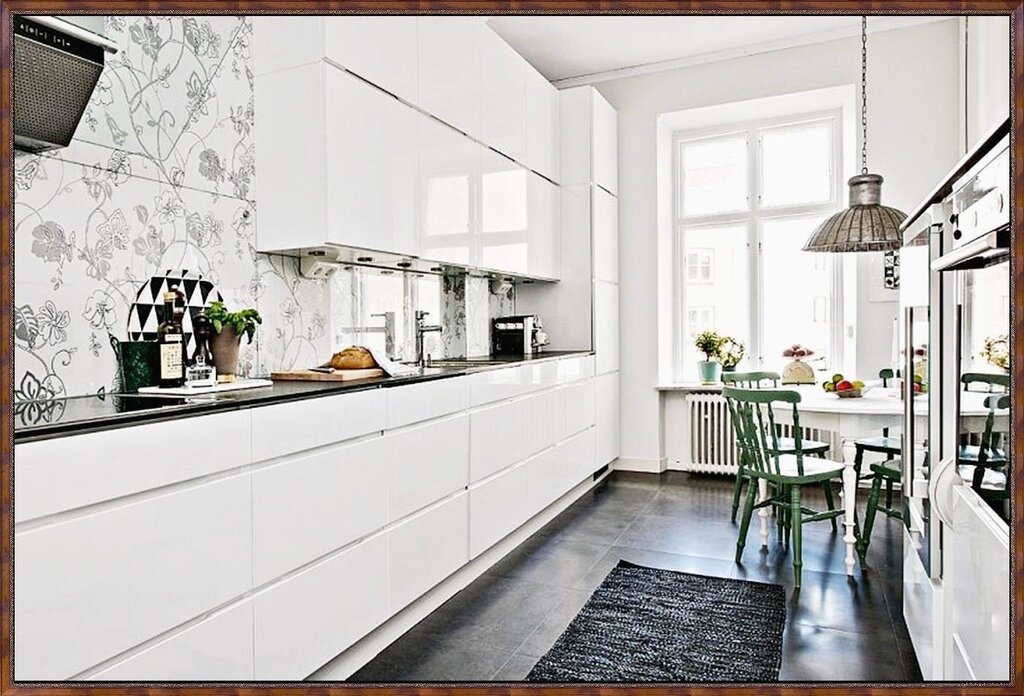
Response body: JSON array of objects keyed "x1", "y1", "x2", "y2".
[{"x1": 861, "y1": 15, "x2": 868, "y2": 174}]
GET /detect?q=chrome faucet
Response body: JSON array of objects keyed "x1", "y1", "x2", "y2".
[{"x1": 415, "y1": 310, "x2": 443, "y2": 367}]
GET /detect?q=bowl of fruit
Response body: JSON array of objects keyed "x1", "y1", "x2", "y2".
[{"x1": 822, "y1": 373, "x2": 866, "y2": 398}]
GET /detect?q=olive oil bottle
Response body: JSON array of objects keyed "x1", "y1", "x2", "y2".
[{"x1": 157, "y1": 289, "x2": 185, "y2": 388}]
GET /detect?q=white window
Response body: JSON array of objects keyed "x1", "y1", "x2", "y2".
[{"x1": 674, "y1": 112, "x2": 844, "y2": 381}]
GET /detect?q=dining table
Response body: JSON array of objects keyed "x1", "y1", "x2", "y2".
[{"x1": 769, "y1": 385, "x2": 999, "y2": 579}]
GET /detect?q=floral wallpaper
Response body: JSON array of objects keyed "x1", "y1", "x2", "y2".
[{"x1": 13, "y1": 15, "x2": 516, "y2": 420}]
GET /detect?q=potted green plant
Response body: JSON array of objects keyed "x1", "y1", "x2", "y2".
[
  {"x1": 205, "y1": 301, "x2": 262, "y2": 381},
  {"x1": 717, "y1": 336, "x2": 746, "y2": 374},
  {"x1": 693, "y1": 330, "x2": 724, "y2": 384}
]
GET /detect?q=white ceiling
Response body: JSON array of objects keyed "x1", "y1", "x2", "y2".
[{"x1": 487, "y1": 15, "x2": 953, "y2": 83}]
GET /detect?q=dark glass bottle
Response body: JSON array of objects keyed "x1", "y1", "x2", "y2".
[{"x1": 157, "y1": 289, "x2": 185, "y2": 388}]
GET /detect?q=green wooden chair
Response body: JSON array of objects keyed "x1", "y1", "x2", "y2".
[
  {"x1": 857, "y1": 460, "x2": 902, "y2": 561},
  {"x1": 723, "y1": 386, "x2": 846, "y2": 588},
  {"x1": 722, "y1": 371, "x2": 834, "y2": 528},
  {"x1": 958, "y1": 393, "x2": 1010, "y2": 507},
  {"x1": 851, "y1": 369, "x2": 904, "y2": 513}
]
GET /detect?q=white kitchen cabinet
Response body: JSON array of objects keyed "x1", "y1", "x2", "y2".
[
  {"x1": 389, "y1": 492, "x2": 469, "y2": 612},
  {"x1": 563, "y1": 379, "x2": 597, "y2": 440},
  {"x1": 594, "y1": 280, "x2": 620, "y2": 374},
  {"x1": 467, "y1": 364, "x2": 525, "y2": 406},
  {"x1": 593, "y1": 185, "x2": 618, "y2": 283},
  {"x1": 946, "y1": 485, "x2": 1009, "y2": 680},
  {"x1": 250, "y1": 387, "x2": 385, "y2": 462},
  {"x1": 418, "y1": 113, "x2": 479, "y2": 267},
  {"x1": 15, "y1": 474, "x2": 253, "y2": 680},
  {"x1": 469, "y1": 460, "x2": 530, "y2": 558},
  {"x1": 470, "y1": 398, "x2": 525, "y2": 483},
  {"x1": 323, "y1": 17, "x2": 418, "y2": 104},
  {"x1": 418, "y1": 16, "x2": 482, "y2": 141},
  {"x1": 522, "y1": 358, "x2": 560, "y2": 393},
  {"x1": 253, "y1": 533, "x2": 388, "y2": 680},
  {"x1": 89, "y1": 600, "x2": 254, "y2": 681},
  {"x1": 15, "y1": 409, "x2": 249, "y2": 523},
  {"x1": 385, "y1": 375, "x2": 469, "y2": 429},
  {"x1": 525, "y1": 63, "x2": 559, "y2": 182},
  {"x1": 387, "y1": 413, "x2": 470, "y2": 521},
  {"x1": 560, "y1": 86, "x2": 618, "y2": 195},
  {"x1": 564, "y1": 427, "x2": 597, "y2": 488},
  {"x1": 556, "y1": 354, "x2": 596, "y2": 384},
  {"x1": 481, "y1": 27, "x2": 527, "y2": 164},
  {"x1": 480, "y1": 147, "x2": 529, "y2": 275},
  {"x1": 527, "y1": 172, "x2": 560, "y2": 279},
  {"x1": 521, "y1": 388, "x2": 563, "y2": 459},
  {"x1": 596, "y1": 371, "x2": 621, "y2": 467},
  {"x1": 255, "y1": 64, "x2": 419, "y2": 256},
  {"x1": 251, "y1": 436, "x2": 389, "y2": 585}
]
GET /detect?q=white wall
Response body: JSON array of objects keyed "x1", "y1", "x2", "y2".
[
  {"x1": 591, "y1": 20, "x2": 962, "y2": 467},
  {"x1": 965, "y1": 15, "x2": 1010, "y2": 147}
]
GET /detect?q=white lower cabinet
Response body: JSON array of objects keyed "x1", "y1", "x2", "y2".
[
  {"x1": 470, "y1": 398, "x2": 525, "y2": 482},
  {"x1": 15, "y1": 474, "x2": 253, "y2": 680},
  {"x1": 565, "y1": 427, "x2": 597, "y2": 487},
  {"x1": 89, "y1": 600, "x2": 254, "y2": 681},
  {"x1": 596, "y1": 372, "x2": 621, "y2": 467},
  {"x1": 251, "y1": 436, "x2": 389, "y2": 585},
  {"x1": 563, "y1": 379, "x2": 596, "y2": 440},
  {"x1": 389, "y1": 492, "x2": 469, "y2": 612},
  {"x1": 469, "y1": 461, "x2": 531, "y2": 558},
  {"x1": 522, "y1": 388, "x2": 563, "y2": 459},
  {"x1": 387, "y1": 414, "x2": 469, "y2": 521},
  {"x1": 253, "y1": 533, "x2": 389, "y2": 680},
  {"x1": 467, "y1": 364, "x2": 525, "y2": 406}
]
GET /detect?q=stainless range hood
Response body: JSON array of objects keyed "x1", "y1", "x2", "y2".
[{"x1": 14, "y1": 15, "x2": 118, "y2": 152}]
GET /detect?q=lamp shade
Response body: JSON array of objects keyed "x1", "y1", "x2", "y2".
[{"x1": 803, "y1": 173, "x2": 907, "y2": 252}]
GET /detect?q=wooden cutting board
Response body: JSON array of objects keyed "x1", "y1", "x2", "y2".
[{"x1": 270, "y1": 368, "x2": 385, "y2": 382}]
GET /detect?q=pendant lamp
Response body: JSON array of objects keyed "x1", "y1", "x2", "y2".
[{"x1": 803, "y1": 17, "x2": 907, "y2": 253}]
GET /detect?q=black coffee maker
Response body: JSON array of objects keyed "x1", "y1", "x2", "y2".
[{"x1": 491, "y1": 315, "x2": 548, "y2": 356}]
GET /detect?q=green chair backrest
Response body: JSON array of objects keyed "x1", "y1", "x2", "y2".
[
  {"x1": 978, "y1": 394, "x2": 1010, "y2": 463},
  {"x1": 879, "y1": 368, "x2": 901, "y2": 387},
  {"x1": 723, "y1": 386, "x2": 807, "y2": 478},
  {"x1": 722, "y1": 371, "x2": 781, "y2": 388},
  {"x1": 962, "y1": 372, "x2": 1009, "y2": 393}
]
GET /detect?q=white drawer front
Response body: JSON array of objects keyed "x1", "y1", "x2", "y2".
[
  {"x1": 556, "y1": 355, "x2": 595, "y2": 383},
  {"x1": 251, "y1": 389, "x2": 386, "y2": 462},
  {"x1": 470, "y1": 398, "x2": 525, "y2": 483},
  {"x1": 564, "y1": 427, "x2": 597, "y2": 488},
  {"x1": 594, "y1": 280, "x2": 620, "y2": 374},
  {"x1": 467, "y1": 365, "x2": 525, "y2": 407},
  {"x1": 389, "y1": 492, "x2": 469, "y2": 612},
  {"x1": 526, "y1": 445, "x2": 565, "y2": 514},
  {"x1": 386, "y1": 376, "x2": 469, "y2": 429},
  {"x1": 15, "y1": 474, "x2": 253, "y2": 680},
  {"x1": 88, "y1": 600, "x2": 254, "y2": 681},
  {"x1": 252, "y1": 436, "x2": 388, "y2": 585},
  {"x1": 15, "y1": 410, "x2": 250, "y2": 523},
  {"x1": 596, "y1": 372, "x2": 620, "y2": 466},
  {"x1": 521, "y1": 360, "x2": 560, "y2": 394},
  {"x1": 563, "y1": 379, "x2": 596, "y2": 439},
  {"x1": 469, "y1": 462, "x2": 531, "y2": 558},
  {"x1": 253, "y1": 533, "x2": 388, "y2": 680},
  {"x1": 521, "y1": 389, "x2": 563, "y2": 459},
  {"x1": 388, "y1": 414, "x2": 469, "y2": 521}
]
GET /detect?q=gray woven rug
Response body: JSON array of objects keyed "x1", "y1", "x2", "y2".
[{"x1": 526, "y1": 561, "x2": 786, "y2": 683}]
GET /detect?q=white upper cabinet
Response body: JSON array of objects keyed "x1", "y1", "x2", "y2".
[
  {"x1": 527, "y1": 172, "x2": 559, "y2": 280},
  {"x1": 560, "y1": 86, "x2": 618, "y2": 196},
  {"x1": 323, "y1": 17, "x2": 418, "y2": 104},
  {"x1": 325, "y1": 68, "x2": 420, "y2": 256},
  {"x1": 525, "y1": 64, "x2": 559, "y2": 182},
  {"x1": 592, "y1": 185, "x2": 618, "y2": 283},
  {"x1": 419, "y1": 114, "x2": 479, "y2": 267},
  {"x1": 254, "y1": 64, "x2": 418, "y2": 256},
  {"x1": 480, "y1": 148, "x2": 529, "y2": 275},
  {"x1": 418, "y1": 17, "x2": 483, "y2": 141},
  {"x1": 481, "y1": 28, "x2": 527, "y2": 164}
]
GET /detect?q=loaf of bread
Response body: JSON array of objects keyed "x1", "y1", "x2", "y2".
[{"x1": 329, "y1": 346, "x2": 377, "y2": 370}]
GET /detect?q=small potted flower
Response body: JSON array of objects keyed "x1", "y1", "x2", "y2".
[
  {"x1": 694, "y1": 330, "x2": 725, "y2": 384},
  {"x1": 981, "y1": 335, "x2": 1007, "y2": 372},
  {"x1": 717, "y1": 336, "x2": 746, "y2": 374},
  {"x1": 205, "y1": 301, "x2": 262, "y2": 382}
]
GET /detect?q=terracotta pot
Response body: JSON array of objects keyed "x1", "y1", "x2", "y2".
[{"x1": 210, "y1": 326, "x2": 241, "y2": 378}]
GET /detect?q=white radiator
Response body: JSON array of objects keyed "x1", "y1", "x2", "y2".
[{"x1": 680, "y1": 393, "x2": 837, "y2": 475}]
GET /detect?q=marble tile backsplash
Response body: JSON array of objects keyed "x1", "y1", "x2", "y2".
[{"x1": 13, "y1": 15, "x2": 511, "y2": 411}]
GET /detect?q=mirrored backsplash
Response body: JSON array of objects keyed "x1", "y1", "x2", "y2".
[{"x1": 13, "y1": 15, "x2": 514, "y2": 405}]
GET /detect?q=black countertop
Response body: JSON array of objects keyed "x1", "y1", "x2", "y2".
[{"x1": 14, "y1": 351, "x2": 593, "y2": 443}]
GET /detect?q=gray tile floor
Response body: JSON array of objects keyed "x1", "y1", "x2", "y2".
[{"x1": 349, "y1": 471, "x2": 921, "y2": 683}]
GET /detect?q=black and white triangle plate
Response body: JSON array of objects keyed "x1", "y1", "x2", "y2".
[{"x1": 126, "y1": 270, "x2": 223, "y2": 361}]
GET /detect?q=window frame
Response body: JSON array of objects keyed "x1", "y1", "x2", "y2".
[{"x1": 672, "y1": 109, "x2": 846, "y2": 381}]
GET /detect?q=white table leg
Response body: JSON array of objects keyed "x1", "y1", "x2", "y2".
[
  {"x1": 842, "y1": 457, "x2": 858, "y2": 576},
  {"x1": 758, "y1": 477, "x2": 770, "y2": 547}
]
